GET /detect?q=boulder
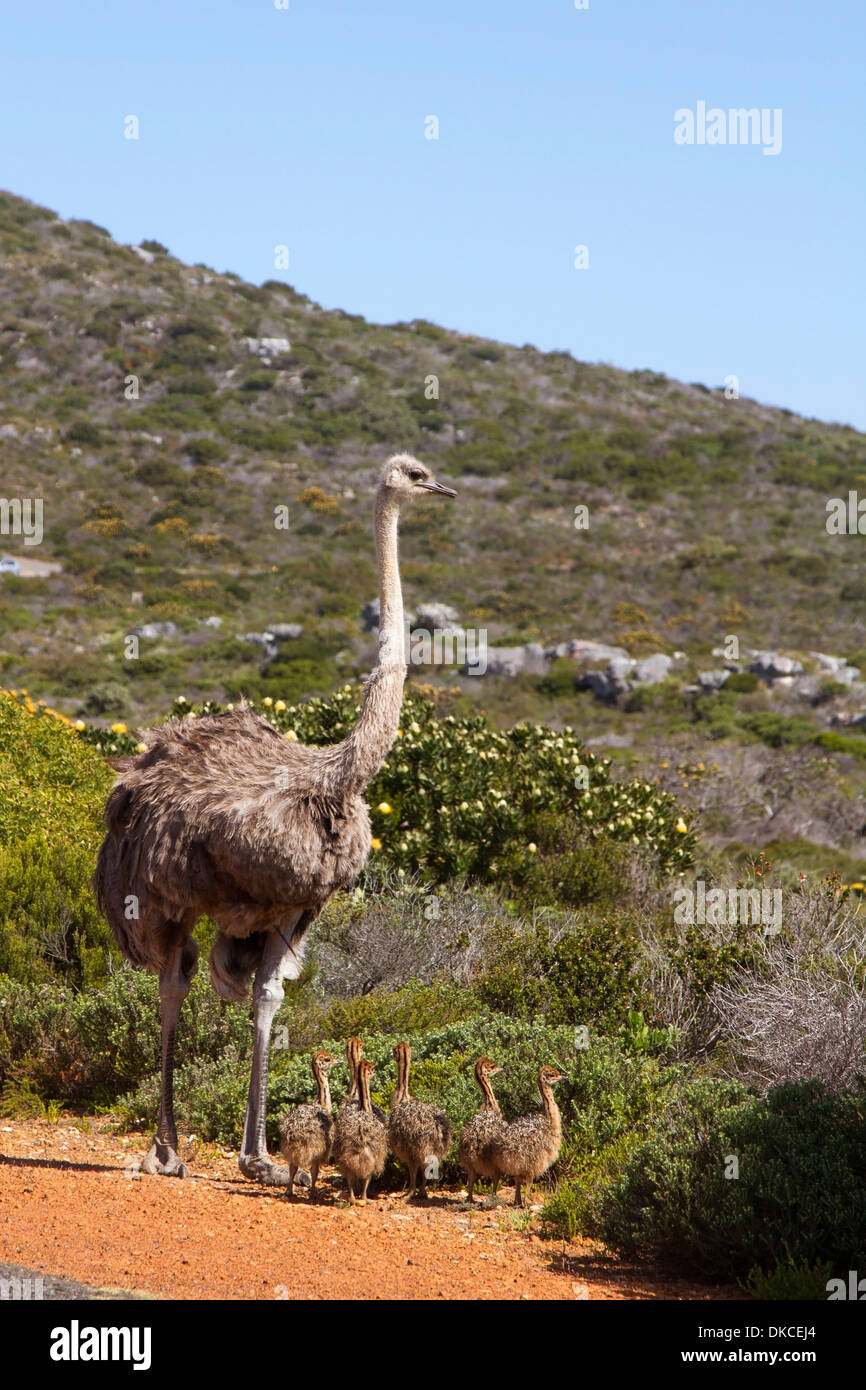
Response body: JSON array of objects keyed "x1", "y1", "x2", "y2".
[
  {"x1": 414, "y1": 601, "x2": 462, "y2": 632},
  {"x1": 362, "y1": 597, "x2": 416, "y2": 633},
  {"x1": 130, "y1": 621, "x2": 177, "y2": 640},
  {"x1": 476, "y1": 643, "x2": 548, "y2": 678},
  {"x1": 545, "y1": 639, "x2": 630, "y2": 664},
  {"x1": 633, "y1": 653, "x2": 673, "y2": 685},
  {"x1": 810, "y1": 651, "x2": 861, "y2": 684},
  {"x1": 697, "y1": 669, "x2": 730, "y2": 691},
  {"x1": 269, "y1": 623, "x2": 304, "y2": 641},
  {"x1": 244, "y1": 336, "x2": 290, "y2": 357},
  {"x1": 238, "y1": 631, "x2": 278, "y2": 659},
  {"x1": 749, "y1": 652, "x2": 804, "y2": 682}
]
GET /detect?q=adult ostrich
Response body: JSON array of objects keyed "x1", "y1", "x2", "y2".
[{"x1": 94, "y1": 454, "x2": 456, "y2": 1184}]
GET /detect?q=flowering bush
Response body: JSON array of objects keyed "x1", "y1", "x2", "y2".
[{"x1": 75, "y1": 686, "x2": 696, "y2": 893}]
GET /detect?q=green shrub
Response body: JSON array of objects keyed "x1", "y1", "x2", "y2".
[
  {"x1": 600, "y1": 1078, "x2": 866, "y2": 1278},
  {"x1": 475, "y1": 912, "x2": 644, "y2": 1031},
  {"x1": 743, "y1": 1259, "x2": 834, "y2": 1301},
  {"x1": 724, "y1": 671, "x2": 759, "y2": 693}
]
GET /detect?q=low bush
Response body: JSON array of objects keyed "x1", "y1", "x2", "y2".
[{"x1": 599, "y1": 1077, "x2": 866, "y2": 1279}]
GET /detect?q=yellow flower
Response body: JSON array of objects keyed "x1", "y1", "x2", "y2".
[
  {"x1": 527, "y1": 843, "x2": 537, "y2": 854},
  {"x1": 110, "y1": 722, "x2": 127, "y2": 734},
  {"x1": 410, "y1": 721, "x2": 421, "y2": 734},
  {"x1": 275, "y1": 700, "x2": 286, "y2": 711},
  {"x1": 74, "y1": 720, "x2": 86, "y2": 731},
  {"x1": 675, "y1": 817, "x2": 688, "y2": 834},
  {"x1": 227, "y1": 702, "x2": 235, "y2": 711},
  {"x1": 263, "y1": 697, "x2": 273, "y2": 707},
  {"x1": 370, "y1": 838, "x2": 382, "y2": 851},
  {"x1": 135, "y1": 742, "x2": 147, "y2": 753},
  {"x1": 377, "y1": 802, "x2": 392, "y2": 814},
  {"x1": 285, "y1": 730, "x2": 297, "y2": 741}
]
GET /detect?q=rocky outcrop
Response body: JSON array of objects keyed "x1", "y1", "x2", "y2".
[
  {"x1": 479, "y1": 643, "x2": 548, "y2": 677},
  {"x1": 749, "y1": 652, "x2": 804, "y2": 684}
]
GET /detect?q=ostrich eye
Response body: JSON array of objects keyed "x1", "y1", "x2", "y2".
[{"x1": 408, "y1": 468, "x2": 425, "y2": 480}]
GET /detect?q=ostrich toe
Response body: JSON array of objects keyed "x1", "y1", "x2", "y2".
[{"x1": 141, "y1": 1140, "x2": 189, "y2": 1178}]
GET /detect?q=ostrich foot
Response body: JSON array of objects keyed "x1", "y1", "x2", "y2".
[
  {"x1": 141, "y1": 1140, "x2": 189, "y2": 1178},
  {"x1": 239, "y1": 1155, "x2": 310, "y2": 1187}
]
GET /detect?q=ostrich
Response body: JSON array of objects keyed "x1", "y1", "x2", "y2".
[{"x1": 94, "y1": 454, "x2": 456, "y2": 1184}]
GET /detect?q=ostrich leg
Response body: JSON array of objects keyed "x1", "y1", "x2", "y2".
[
  {"x1": 141, "y1": 943, "x2": 193, "y2": 1177},
  {"x1": 239, "y1": 922, "x2": 305, "y2": 1185}
]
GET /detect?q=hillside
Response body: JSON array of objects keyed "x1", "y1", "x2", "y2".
[{"x1": 1, "y1": 188, "x2": 865, "y2": 876}]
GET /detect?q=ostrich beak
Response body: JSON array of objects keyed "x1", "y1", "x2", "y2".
[{"x1": 418, "y1": 479, "x2": 457, "y2": 498}]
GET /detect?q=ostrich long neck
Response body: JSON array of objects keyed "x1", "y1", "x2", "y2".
[
  {"x1": 345, "y1": 1041, "x2": 361, "y2": 1101},
  {"x1": 540, "y1": 1076, "x2": 561, "y2": 1134},
  {"x1": 393, "y1": 1048, "x2": 411, "y2": 1105},
  {"x1": 359, "y1": 1068, "x2": 373, "y2": 1116},
  {"x1": 315, "y1": 1064, "x2": 332, "y2": 1114},
  {"x1": 338, "y1": 490, "x2": 406, "y2": 792},
  {"x1": 478, "y1": 1069, "x2": 500, "y2": 1113}
]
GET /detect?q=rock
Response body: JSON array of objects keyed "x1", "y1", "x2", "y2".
[
  {"x1": 576, "y1": 669, "x2": 617, "y2": 700},
  {"x1": 203, "y1": 615, "x2": 223, "y2": 628},
  {"x1": 238, "y1": 632, "x2": 277, "y2": 658},
  {"x1": 545, "y1": 639, "x2": 630, "y2": 664},
  {"x1": 477, "y1": 643, "x2": 548, "y2": 678},
  {"x1": 697, "y1": 669, "x2": 730, "y2": 691},
  {"x1": 809, "y1": 651, "x2": 861, "y2": 684},
  {"x1": 244, "y1": 336, "x2": 290, "y2": 357},
  {"x1": 792, "y1": 676, "x2": 823, "y2": 703},
  {"x1": 414, "y1": 601, "x2": 462, "y2": 632},
  {"x1": 268, "y1": 623, "x2": 304, "y2": 641},
  {"x1": 633, "y1": 653, "x2": 673, "y2": 685},
  {"x1": 361, "y1": 597, "x2": 416, "y2": 633},
  {"x1": 749, "y1": 652, "x2": 804, "y2": 682},
  {"x1": 130, "y1": 621, "x2": 177, "y2": 640},
  {"x1": 0, "y1": 424, "x2": 19, "y2": 439},
  {"x1": 831, "y1": 712, "x2": 866, "y2": 729},
  {"x1": 131, "y1": 246, "x2": 155, "y2": 264}
]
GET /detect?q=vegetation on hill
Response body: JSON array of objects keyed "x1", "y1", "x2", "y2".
[{"x1": 1, "y1": 189, "x2": 865, "y2": 1294}]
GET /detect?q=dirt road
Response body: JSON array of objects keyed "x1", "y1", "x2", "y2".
[{"x1": 0, "y1": 1117, "x2": 739, "y2": 1301}]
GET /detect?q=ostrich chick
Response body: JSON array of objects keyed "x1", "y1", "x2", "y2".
[
  {"x1": 458, "y1": 1056, "x2": 506, "y2": 1204},
  {"x1": 490, "y1": 1064, "x2": 566, "y2": 1209},
  {"x1": 388, "y1": 1042, "x2": 453, "y2": 1199},
  {"x1": 340, "y1": 1036, "x2": 387, "y2": 1124},
  {"x1": 331, "y1": 1060, "x2": 387, "y2": 1205},
  {"x1": 278, "y1": 1050, "x2": 341, "y2": 1199}
]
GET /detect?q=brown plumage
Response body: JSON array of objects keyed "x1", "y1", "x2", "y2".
[
  {"x1": 490, "y1": 1064, "x2": 566, "y2": 1208},
  {"x1": 387, "y1": 1042, "x2": 453, "y2": 1198},
  {"x1": 458, "y1": 1057, "x2": 506, "y2": 1203},
  {"x1": 92, "y1": 455, "x2": 455, "y2": 1185},
  {"x1": 331, "y1": 1059, "x2": 388, "y2": 1204},
  {"x1": 340, "y1": 1036, "x2": 387, "y2": 1124},
  {"x1": 278, "y1": 1050, "x2": 340, "y2": 1199}
]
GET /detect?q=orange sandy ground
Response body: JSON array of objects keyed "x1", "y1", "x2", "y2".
[{"x1": 0, "y1": 1117, "x2": 743, "y2": 1301}]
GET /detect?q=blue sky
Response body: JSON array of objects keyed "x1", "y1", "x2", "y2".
[{"x1": 2, "y1": 0, "x2": 863, "y2": 428}]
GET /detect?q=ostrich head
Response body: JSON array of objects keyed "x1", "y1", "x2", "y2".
[
  {"x1": 379, "y1": 453, "x2": 457, "y2": 501},
  {"x1": 477, "y1": 1056, "x2": 503, "y2": 1078},
  {"x1": 312, "y1": 1049, "x2": 341, "y2": 1074},
  {"x1": 539, "y1": 1064, "x2": 566, "y2": 1086}
]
